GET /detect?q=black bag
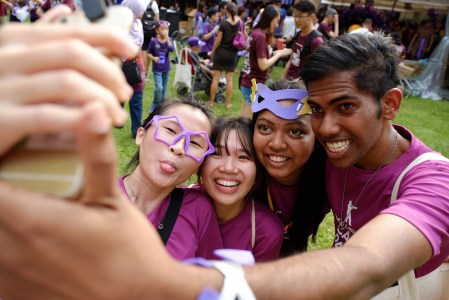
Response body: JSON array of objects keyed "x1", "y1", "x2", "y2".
[
  {"x1": 142, "y1": 0, "x2": 156, "y2": 38},
  {"x1": 122, "y1": 59, "x2": 142, "y2": 86}
]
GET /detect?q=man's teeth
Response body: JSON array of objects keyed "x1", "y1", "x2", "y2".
[
  {"x1": 216, "y1": 179, "x2": 239, "y2": 187},
  {"x1": 269, "y1": 156, "x2": 288, "y2": 163},
  {"x1": 326, "y1": 140, "x2": 350, "y2": 153}
]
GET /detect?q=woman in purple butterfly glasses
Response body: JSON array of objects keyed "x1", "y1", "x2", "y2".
[{"x1": 118, "y1": 96, "x2": 223, "y2": 260}]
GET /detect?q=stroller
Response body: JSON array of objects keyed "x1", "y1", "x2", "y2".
[{"x1": 173, "y1": 38, "x2": 226, "y2": 103}]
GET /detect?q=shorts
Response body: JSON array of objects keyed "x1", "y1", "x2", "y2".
[
  {"x1": 241, "y1": 85, "x2": 252, "y2": 105},
  {"x1": 141, "y1": 30, "x2": 156, "y2": 51}
]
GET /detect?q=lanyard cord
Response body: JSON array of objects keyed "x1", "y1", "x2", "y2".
[{"x1": 267, "y1": 186, "x2": 292, "y2": 235}]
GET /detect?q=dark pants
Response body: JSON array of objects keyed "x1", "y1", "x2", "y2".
[{"x1": 129, "y1": 91, "x2": 143, "y2": 138}]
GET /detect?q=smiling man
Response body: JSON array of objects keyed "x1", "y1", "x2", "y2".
[{"x1": 298, "y1": 31, "x2": 449, "y2": 296}]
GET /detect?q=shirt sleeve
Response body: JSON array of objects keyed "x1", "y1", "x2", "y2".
[
  {"x1": 253, "y1": 32, "x2": 269, "y2": 59},
  {"x1": 381, "y1": 160, "x2": 449, "y2": 258},
  {"x1": 151, "y1": 1, "x2": 159, "y2": 14},
  {"x1": 167, "y1": 37, "x2": 175, "y2": 52},
  {"x1": 310, "y1": 36, "x2": 324, "y2": 52}
]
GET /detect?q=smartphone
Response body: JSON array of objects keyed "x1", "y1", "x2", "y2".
[
  {"x1": 0, "y1": 134, "x2": 84, "y2": 198},
  {"x1": 0, "y1": 1, "x2": 133, "y2": 198}
]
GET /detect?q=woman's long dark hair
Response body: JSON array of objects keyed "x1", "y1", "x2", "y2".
[
  {"x1": 251, "y1": 79, "x2": 329, "y2": 254},
  {"x1": 226, "y1": 2, "x2": 237, "y2": 22},
  {"x1": 253, "y1": 5, "x2": 279, "y2": 47}
]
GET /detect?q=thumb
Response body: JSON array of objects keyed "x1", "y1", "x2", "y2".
[{"x1": 76, "y1": 102, "x2": 120, "y2": 205}]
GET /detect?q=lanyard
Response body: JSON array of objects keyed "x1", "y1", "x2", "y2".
[{"x1": 267, "y1": 186, "x2": 292, "y2": 235}]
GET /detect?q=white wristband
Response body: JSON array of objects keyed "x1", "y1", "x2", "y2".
[{"x1": 211, "y1": 261, "x2": 256, "y2": 300}]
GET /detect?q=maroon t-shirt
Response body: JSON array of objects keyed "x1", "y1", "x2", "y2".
[
  {"x1": 41, "y1": 0, "x2": 75, "y2": 12},
  {"x1": 285, "y1": 30, "x2": 323, "y2": 80},
  {"x1": 241, "y1": 28, "x2": 269, "y2": 88}
]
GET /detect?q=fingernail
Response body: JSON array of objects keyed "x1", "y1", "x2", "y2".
[
  {"x1": 86, "y1": 103, "x2": 112, "y2": 134},
  {"x1": 115, "y1": 108, "x2": 128, "y2": 126},
  {"x1": 120, "y1": 84, "x2": 133, "y2": 101}
]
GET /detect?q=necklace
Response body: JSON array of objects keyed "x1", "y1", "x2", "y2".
[
  {"x1": 125, "y1": 176, "x2": 168, "y2": 229},
  {"x1": 339, "y1": 131, "x2": 399, "y2": 229},
  {"x1": 126, "y1": 175, "x2": 138, "y2": 204}
]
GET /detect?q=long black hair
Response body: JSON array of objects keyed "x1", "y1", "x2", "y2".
[{"x1": 251, "y1": 79, "x2": 329, "y2": 254}]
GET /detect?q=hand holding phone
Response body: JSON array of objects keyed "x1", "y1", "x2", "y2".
[{"x1": 0, "y1": 1, "x2": 133, "y2": 198}]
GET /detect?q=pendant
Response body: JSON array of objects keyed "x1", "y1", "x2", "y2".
[{"x1": 345, "y1": 200, "x2": 357, "y2": 226}]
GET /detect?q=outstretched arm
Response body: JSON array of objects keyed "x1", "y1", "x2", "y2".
[{"x1": 245, "y1": 213, "x2": 432, "y2": 299}]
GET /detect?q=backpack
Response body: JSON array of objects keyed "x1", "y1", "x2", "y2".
[
  {"x1": 142, "y1": 0, "x2": 156, "y2": 38},
  {"x1": 288, "y1": 29, "x2": 323, "y2": 57},
  {"x1": 301, "y1": 30, "x2": 323, "y2": 57}
]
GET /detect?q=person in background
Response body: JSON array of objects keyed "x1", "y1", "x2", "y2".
[
  {"x1": 182, "y1": 36, "x2": 211, "y2": 76},
  {"x1": 199, "y1": 116, "x2": 284, "y2": 262},
  {"x1": 37, "y1": 0, "x2": 75, "y2": 16},
  {"x1": 209, "y1": 2, "x2": 240, "y2": 109},
  {"x1": 199, "y1": 7, "x2": 219, "y2": 60},
  {"x1": 240, "y1": 4, "x2": 292, "y2": 118},
  {"x1": 282, "y1": 8, "x2": 295, "y2": 48},
  {"x1": 391, "y1": 31, "x2": 406, "y2": 60},
  {"x1": 141, "y1": 0, "x2": 159, "y2": 78},
  {"x1": 408, "y1": 19, "x2": 434, "y2": 59},
  {"x1": 272, "y1": 0, "x2": 285, "y2": 40},
  {"x1": 217, "y1": 0, "x2": 227, "y2": 21},
  {"x1": 317, "y1": 8, "x2": 338, "y2": 41},
  {"x1": 29, "y1": 0, "x2": 45, "y2": 22},
  {"x1": 284, "y1": 0, "x2": 323, "y2": 81},
  {"x1": 349, "y1": 18, "x2": 373, "y2": 35},
  {"x1": 147, "y1": 20, "x2": 174, "y2": 112},
  {"x1": 193, "y1": 1, "x2": 206, "y2": 38},
  {"x1": 0, "y1": 0, "x2": 12, "y2": 25},
  {"x1": 120, "y1": 0, "x2": 147, "y2": 138}
]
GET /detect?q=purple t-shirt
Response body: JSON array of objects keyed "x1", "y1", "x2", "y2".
[
  {"x1": 328, "y1": 125, "x2": 449, "y2": 278},
  {"x1": 317, "y1": 22, "x2": 332, "y2": 39},
  {"x1": 148, "y1": 37, "x2": 174, "y2": 73},
  {"x1": 219, "y1": 200, "x2": 284, "y2": 262},
  {"x1": 241, "y1": 28, "x2": 269, "y2": 88},
  {"x1": 267, "y1": 176, "x2": 298, "y2": 227},
  {"x1": 201, "y1": 21, "x2": 217, "y2": 53},
  {"x1": 118, "y1": 178, "x2": 223, "y2": 260}
]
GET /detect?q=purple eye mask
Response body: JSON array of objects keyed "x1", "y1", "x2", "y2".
[{"x1": 251, "y1": 82, "x2": 310, "y2": 120}]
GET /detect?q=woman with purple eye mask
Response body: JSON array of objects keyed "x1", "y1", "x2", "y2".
[
  {"x1": 249, "y1": 78, "x2": 329, "y2": 256},
  {"x1": 117, "y1": 96, "x2": 223, "y2": 260}
]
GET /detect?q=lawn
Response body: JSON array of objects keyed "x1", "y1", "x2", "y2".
[{"x1": 114, "y1": 58, "x2": 449, "y2": 251}]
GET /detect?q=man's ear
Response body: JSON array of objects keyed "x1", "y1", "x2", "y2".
[{"x1": 382, "y1": 88, "x2": 402, "y2": 121}]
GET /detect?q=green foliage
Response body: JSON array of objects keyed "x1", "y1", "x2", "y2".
[{"x1": 114, "y1": 60, "x2": 449, "y2": 251}]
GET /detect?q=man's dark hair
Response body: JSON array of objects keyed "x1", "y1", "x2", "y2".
[
  {"x1": 301, "y1": 32, "x2": 400, "y2": 106},
  {"x1": 218, "y1": 1, "x2": 228, "y2": 10},
  {"x1": 293, "y1": 0, "x2": 316, "y2": 14},
  {"x1": 207, "y1": 7, "x2": 218, "y2": 18}
]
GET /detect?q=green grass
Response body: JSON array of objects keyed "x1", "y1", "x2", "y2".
[{"x1": 114, "y1": 59, "x2": 449, "y2": 251}]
